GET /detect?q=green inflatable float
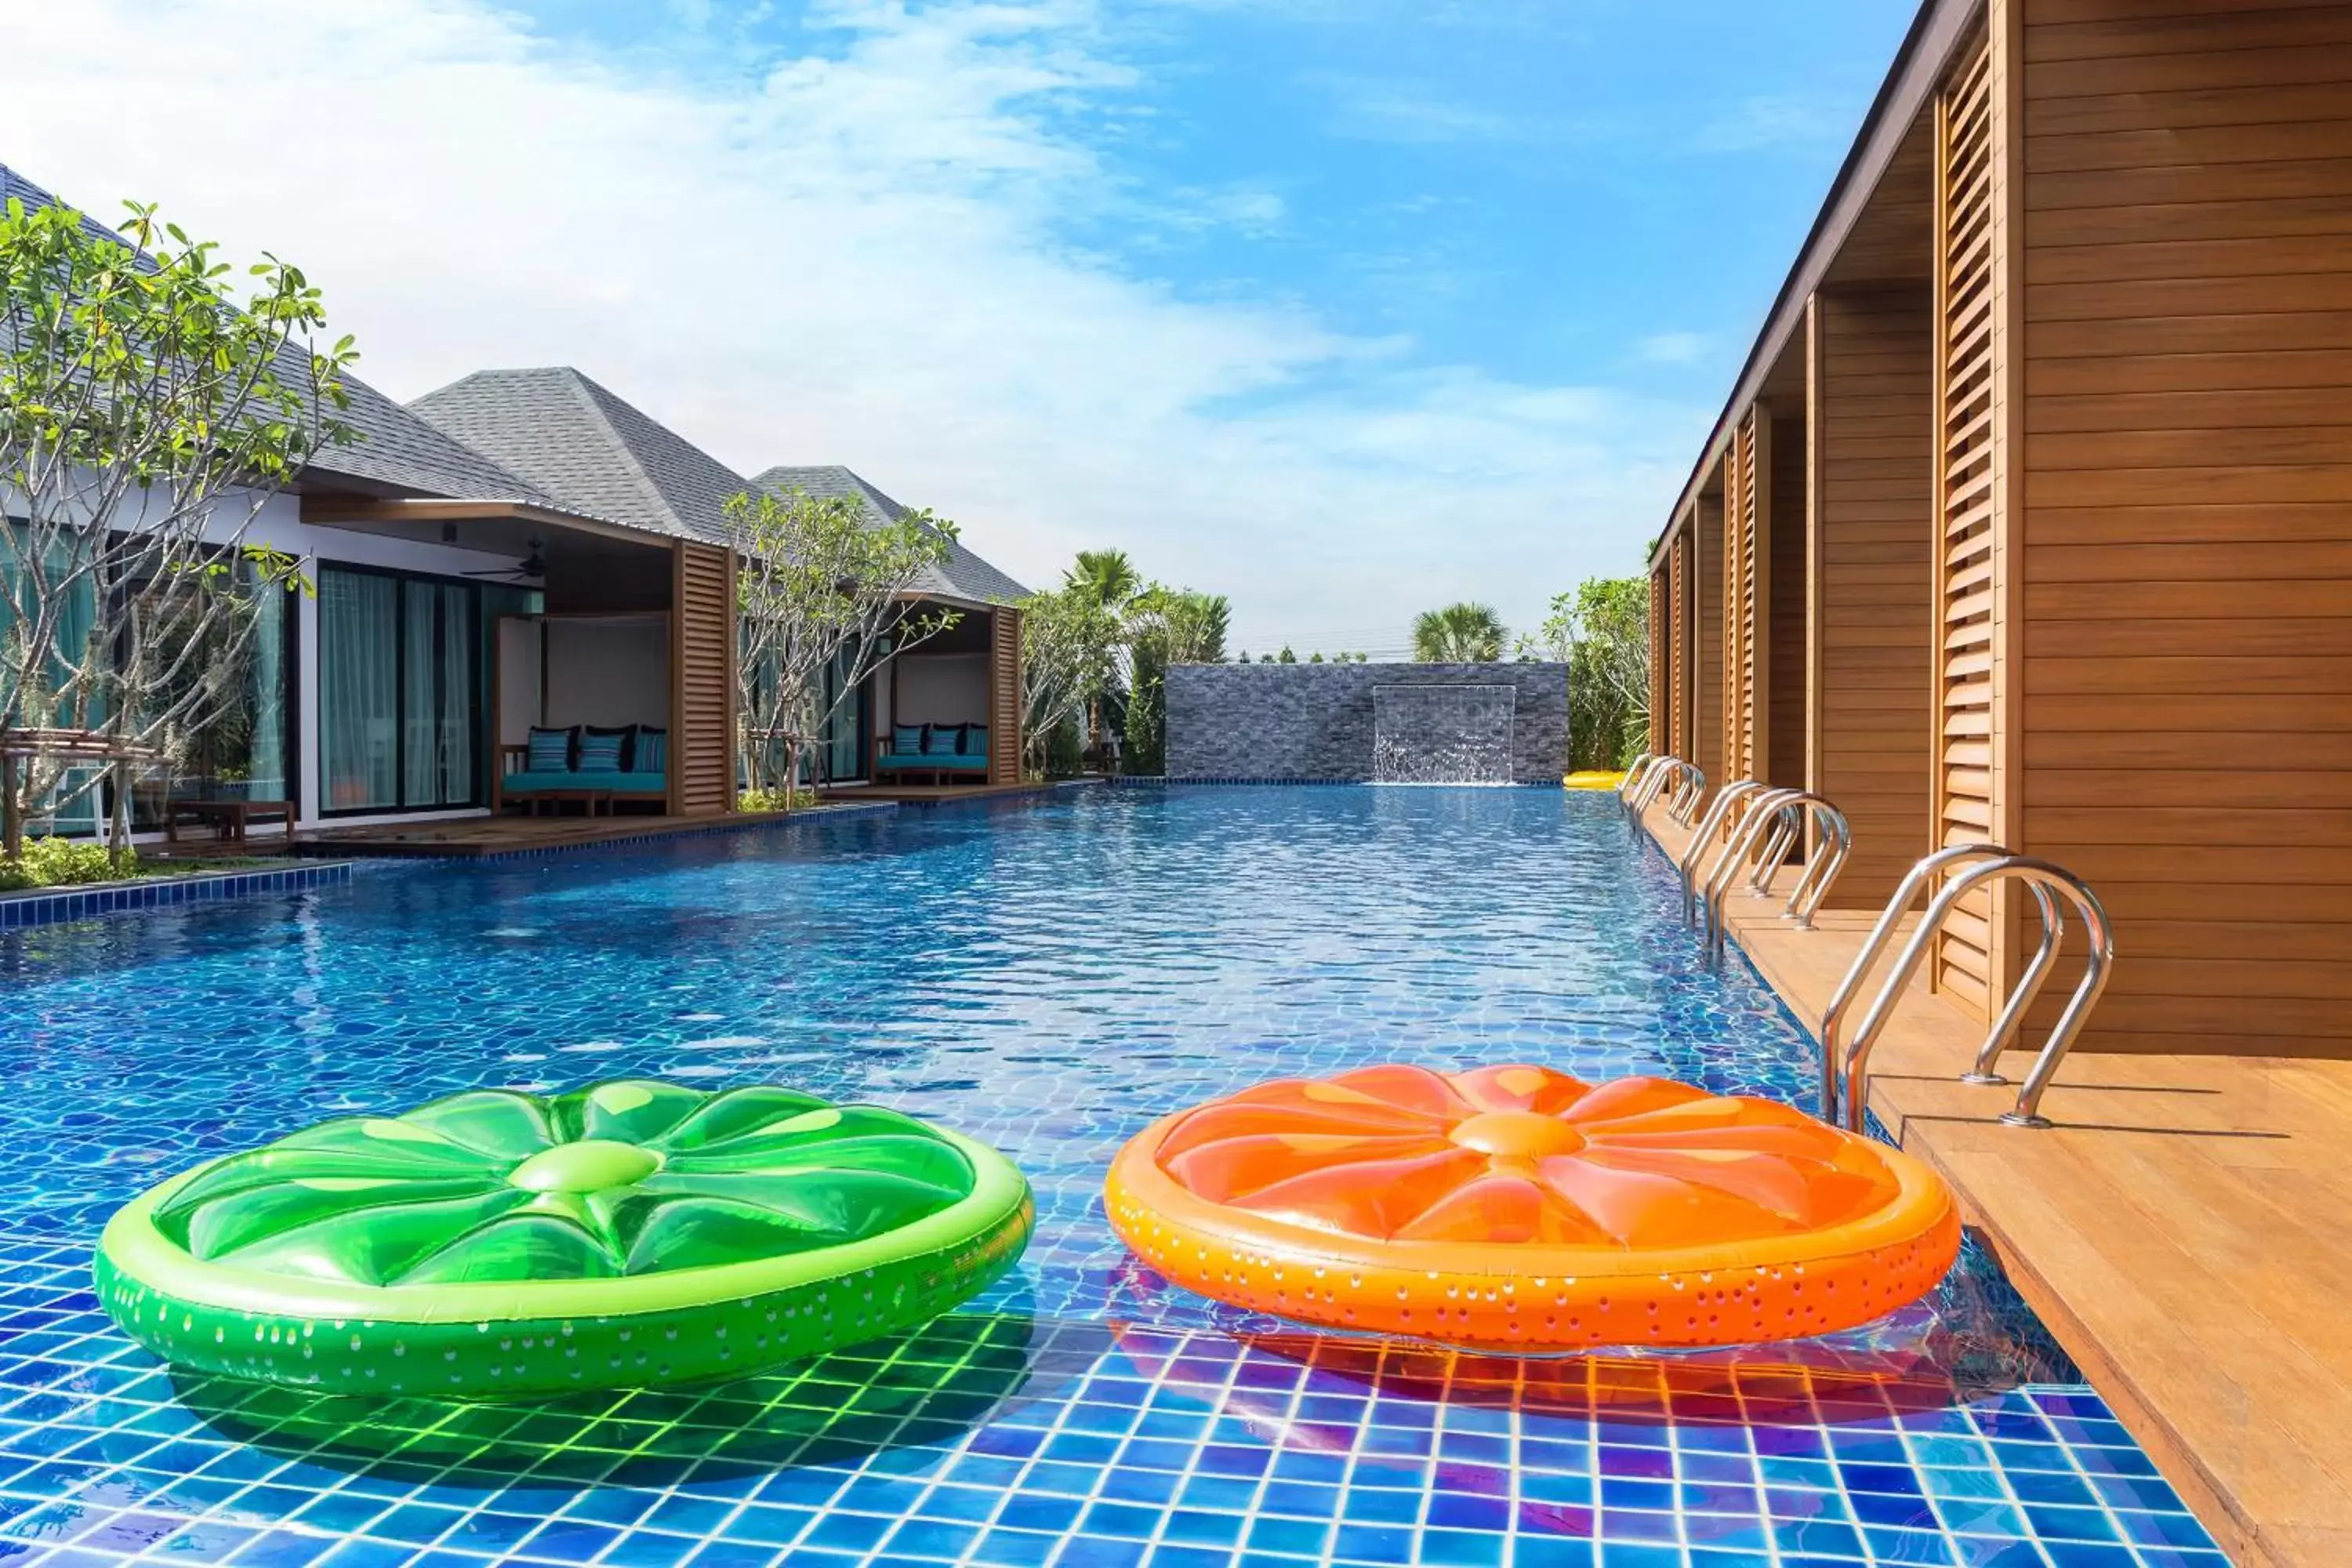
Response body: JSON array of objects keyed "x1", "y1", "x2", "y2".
[{"x1": 95, "y1": 1079, "x2": 1033, "y2": 1398}]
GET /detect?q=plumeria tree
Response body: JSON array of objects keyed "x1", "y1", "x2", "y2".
[
  {"x1": 0, "y1": 195, "x2": 354, "y2": 855},
  {"x1": 1519, "y1": 575, "x2": 1650, "y2": 768},
  {"x1": 1016, "y1": 584, "x2": 1121, "y2": 779},
  {"x1": 728, "y1": 486, "x2": 960, "y2": 807}
]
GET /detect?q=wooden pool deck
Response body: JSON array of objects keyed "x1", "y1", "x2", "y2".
[
  {"x1": 289, "y1": 808, "x2": 839, "y2": 859},
  {"x1": 1636, "y1": 803, "x2": 2352, "y2": 1568},
  {"x1": 816, "y1": 779, "x2": 1081, "y2": 807}
]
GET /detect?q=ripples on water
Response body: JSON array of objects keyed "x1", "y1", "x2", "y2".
[{"x1": 0, "y1": 786, "x2": 2221, "y2": 1568}]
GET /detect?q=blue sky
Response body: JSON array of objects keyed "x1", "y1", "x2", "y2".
[{"x1": 1, "y1": 0, "x2": 1913, "y2": 655}]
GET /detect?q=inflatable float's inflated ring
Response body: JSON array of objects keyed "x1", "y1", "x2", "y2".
[
  {"x1": 1106, "y1": 1064, "x2": 1958, "y2": 1351},
  {"x1": 96, "y1": 1080, "x2": 1033, "y2": 1397}
]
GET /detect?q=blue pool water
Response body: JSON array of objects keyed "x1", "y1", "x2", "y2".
[{"x1": 0, "y1": 787, "x2": 2223, "y2": 1568}]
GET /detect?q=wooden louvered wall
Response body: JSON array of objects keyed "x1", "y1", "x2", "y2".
[
  {"x1": 1811, "y1": 285, "x2": 1937, "y2": 908},
  {"x1": 1647, "y1": 568, "x2": 1668, "y2": 758},
  {"x1": 1768, "y1": 409, "x2": 1809, "y2": 790},
  {"x1": 670, "y1": 541, "x2": 739, "y2": 817},
  {"x1": 1668, "y1": 533, "x2": 1689, "y2": 758},
  {"x1": 1930, "y1": 27, "x2": 2006, "y2": 1021},
  {"x1": 989, "y1": 606, "x2": 1022, "y2": 785},
  {"x1": 2013, "y1": 0, "x2": 2352, "y2": 1055},
  {"x1": 1722, "y1": 419, "x2": 1759, "y2": 782},
  {"x1": 1693, "y1": 492, "x2": 1725, "y2": 791}
]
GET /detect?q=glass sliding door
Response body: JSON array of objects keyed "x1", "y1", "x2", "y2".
[
  {"x1": 401, "y1": 581, "x2": 476, "y2": 808},
  {"x1": 321, "y1": 570, "x2": 399, "y2": 811},
  {"x1": 321, "y1": 567, "x2": 484, "y2": 815},
  {"x1": 823, "y1": 650, "x2": 858, "y2": 782}
]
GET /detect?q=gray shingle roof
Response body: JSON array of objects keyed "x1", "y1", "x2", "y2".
[
  {"x1": 409, "y1": 368, "x2": 747, "y2": 545},
  {"x1": 752, "y1": 464, "x2": 1030, "y2": 605},
  {"x1": 1, "y1": 162, "x2": 550, "y2": 506}
]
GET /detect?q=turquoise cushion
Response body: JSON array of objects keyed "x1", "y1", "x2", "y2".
[
  {"x1": 526, "y1": 727, "x2": 575, "y2": 772},
  {"x1": 892, "y1": 724, "x2": 927, "y2": 753},
  {"x1": 877, "y1": 753, "x2": 987, "y2": 772},
  {"x1": 961, "y1": 725, "x2": 989, "y2": 756},
  {"x1": 579, "y1": 728, "x2": 626, "y2": 771},
  {"x1": 503, "y1": 771, "x2": 667, "y2": 794},
  {"x1": 633, "y1": 728, "x2": 666, "y2": 772},
  {"x1": 922, "y1": 724, "x2": 964, "y2": 756}
]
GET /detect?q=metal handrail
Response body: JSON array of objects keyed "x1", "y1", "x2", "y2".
[
  {"x1": 1679, "y1": 779, "x2": 1766, "y2": 924},
  {"x1": 1631, "y1": 758, "x2": 1682, "y2": 813},
  {"x1": 1695, "y1": 786, "x2": 1805, "y2": 935},
  {"x1": 1664, "y1": 762, "x2": 1708, "y2": 823},
  {"x1": 1833, "y1": 853, "x2": 2114, "y2": 1131},
  {"x1": 1629, "y1": 757, "x2": 1701, "y2": 822},
  {"x1": 1701, "y1": 791, "x2": 1851, "y2": 959},
  {"x1": 1819, "y1": 843, "x2": 2014, "y2": 1120},
  {"x1": 1617, "y1": 754, "x2": 1658, "y2": 817},
  {"x1": 1770, "y1": 798, "x2": 1852, "y2": 929}
]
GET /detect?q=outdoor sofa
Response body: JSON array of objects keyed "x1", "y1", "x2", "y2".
[
  {"x1": 874, "y1": 723, "x2": 990, "y2": 784},
  {"x1": 497, "y1": 724, "x2": 668, "y2": 815}
]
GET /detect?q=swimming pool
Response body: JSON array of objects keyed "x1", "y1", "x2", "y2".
[{"x1": 0, "y1": 787, "x2": 2224, "y2": 1567}]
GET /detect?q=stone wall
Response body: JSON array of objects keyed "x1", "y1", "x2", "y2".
[{"x1": 1164, "y1": 662, "x2": 1567, "y2": 782}]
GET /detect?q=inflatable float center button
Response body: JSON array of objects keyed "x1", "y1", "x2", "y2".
[
  {"x1": 507, "y1": 1139, "x2": 664, "y2": 1194},
  {"x1": 1448, "y1": 1111, "x2": 1587, "y2": 1160}
]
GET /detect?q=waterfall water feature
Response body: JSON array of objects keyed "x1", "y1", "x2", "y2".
[{"x1": 1370, "y1": 684, "x2": 1516, "y2": 784}]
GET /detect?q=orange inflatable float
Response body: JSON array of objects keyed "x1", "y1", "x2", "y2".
[{"x1": 1106, "y1": 1064, "x2": 1958, "y2": 1351}]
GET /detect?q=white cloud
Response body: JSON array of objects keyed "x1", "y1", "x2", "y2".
[
  {"x1": 1636, "y1": 331, "x2": 1709, "y2": 365},
  {"x1": 0, "y1": 0, "x2": 1690, "y2": 652}
]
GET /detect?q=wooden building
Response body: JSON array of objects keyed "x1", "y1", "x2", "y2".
[{"x1": 1646, "y1": 0, "x2": 2352, "y2": 1058}]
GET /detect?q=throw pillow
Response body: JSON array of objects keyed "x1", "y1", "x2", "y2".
[{"x1": 526, "y1": 727, "x2": 577, "y2": 773}]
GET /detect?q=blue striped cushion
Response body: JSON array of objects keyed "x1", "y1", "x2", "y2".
[
  {"x1": 960, "y1": 724, "x2": 989, "y2": 756},
  {"x1": 892, "y1": 724, "x2": 927, "y2": 755},
  {"x1": 526, "y1": 727, "x2": 576, "y2": 772},
  {"x1": 577, "y1": 730, "x2": 625, "y2": 771},
  {"x1": 633, "y1": 728, "x2": 666, "y2": 772},
  {"x1": 923, "y1": 724, "x2": 964, "y2": 756}
]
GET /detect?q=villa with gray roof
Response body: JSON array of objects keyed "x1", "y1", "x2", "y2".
[{"x1": 2, "y1": 160, "x2": 1033, "y2": 836}]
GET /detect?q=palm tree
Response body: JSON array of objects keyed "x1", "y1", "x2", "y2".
[
  {"x1": 1063, "y1": 550, "x2": 1142, "y2": 764},
  {"x1": 1412, "y1": 602, "x2": 1507, "y2": 662},
  {"x1": 1065, "y1": 549, "x2": 1142, "y2": 612}
]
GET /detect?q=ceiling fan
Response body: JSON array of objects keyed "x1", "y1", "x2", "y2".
[{"x1": 464, "y1": 540, "x2": 548, "y2": 583}]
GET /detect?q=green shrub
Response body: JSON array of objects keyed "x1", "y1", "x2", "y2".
[
  {"x1": 0, "y1": 837, "x2": 140, "y2": 892},
  {"x1": 737, "y1": 786, "x2": 818, "y2": 813}
]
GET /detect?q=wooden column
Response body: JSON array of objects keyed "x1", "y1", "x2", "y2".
[
  {"x1": 670, "y1": 540, "x2": 739, "y2": 817},
  {"x1": 1810, "y1": 284, "x2": 1936, "y2": 909},
  {"x1": 989, "y1": 606, "x2": 1022, "y2": 785}
]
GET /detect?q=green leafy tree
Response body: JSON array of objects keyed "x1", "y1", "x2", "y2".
[
  {"x1": 728, "y1": 487, "x2": 960, "y2": 804},
  {"x1": 1063, "y1": 549, "x2": 1144, "y2": 760},
  {"x1": 1411, "y1": 602, "x2": 1507, "y2": 662},
  {"x1": 0, "y1": 195, "x2": 356, "y2": 855},
  {"x1": 1121, "y1": 586, "x2": 1229, "y2": 775},
  {"x1": 1519, "y1": 575, "x2": 1651, "y2": 768},
  {"x1": 1018, "y1": 584, "x2": 1123, "y2": 779}
]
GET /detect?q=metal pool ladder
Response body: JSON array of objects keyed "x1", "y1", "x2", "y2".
[
  {"x1": 1686, "y1": 786, "x2": 1853, "y2": 959},
  {"x1": 1621, "y1": 755, "x2": 1704, "y2": 825},
  {"x1": 1818, "y1": 844, "x2": 2114, "y2": 1132}
]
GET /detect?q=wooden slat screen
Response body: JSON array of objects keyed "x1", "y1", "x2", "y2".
[
  {"x1": 1668, "y1": 533, "x2": 1689, "y2": 758},
  {"x1": 1693, "y1": 494, "x2": 1724, "y2": 790},
  {"x1": 1932, "y1": 31, "x2": 2000, "y2": 1018},
  {"x1": 989, "y1": 606, "x2": 1022, "y2": 785},
  {"x1": 1722, "y1": 412, "x2": 1760, "y2": 782},
  {"x1": 1647, "y1": 568, "x2": 1668, "y2": 757},
  {"x1": 672, "y1": 541, "x2": 738, "y2": 817}
]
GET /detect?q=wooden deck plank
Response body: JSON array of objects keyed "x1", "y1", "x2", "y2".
[
  {"x1": 1638, "y1": 800, "x2": 2352, "y2": 1568},
  {"x1": 293, "y1": 809, "x2": 818, "y2": 859}
]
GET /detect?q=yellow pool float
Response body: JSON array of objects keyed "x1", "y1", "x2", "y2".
[{"x1": 1563, "y1": 770, "x2": 1628, "y2": 791}]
